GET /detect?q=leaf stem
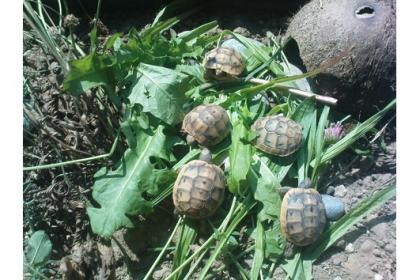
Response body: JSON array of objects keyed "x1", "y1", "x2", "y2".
[
  {"x1": 23, "y1": 262, "x2": 50, "y2": 280},
  {"x1": 23, "y1": 132, "x2": 120, "y2": 171}
]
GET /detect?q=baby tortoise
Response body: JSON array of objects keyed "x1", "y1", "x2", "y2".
[
  {"x1": 251, "y1": 115, "x2": 303, "y2": 156},
  {"x1": 182, "y1": 104, "x2": 230, "y2": 147},
  {"x1": 172, "y1": 148, "x2": 225, "y2": 219},
  {"x1": 279, "y1": 179, "x2": 327, "y2": 246},
  {"x1": 203, "y1": 47, "x2": 244, "y2": 80}
]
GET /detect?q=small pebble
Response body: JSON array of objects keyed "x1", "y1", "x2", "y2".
[
  {"x1": 385, "y1": 243, "x2": 395, "y2": 254},
  {"x1": 333, "y1": 277, "x2": 343, "y2": 280},
  {"x1": 345, "y1": 243, "x2": 354, "y2": 253},
  {"x1": 374, "y1": 274, "x2": 383, "y2": 280},
  {"x1": 351, "y1": 168, "x2": 360, "y2": 176},
  {"x1": 326, "y1": 186, "x2": 335, "y2": 195},
  {"x1": 334, "y1": 239, "x2": 346, "y2": 250},
  {"x1": 321, "y1": 194, "x2": 345, "y2": 221},
  {"x1": 373, "y1": 249, "x2": 382, "y2": 257},
  {"x1": 334, "y1": 185, "x2": 347, "y2": 198},
  {"x1": 371, "y1": 223, "x2": 388, "y2": 240},
  {"x1": 359, "y1": 239, "x2": 375, "y2": 253}
]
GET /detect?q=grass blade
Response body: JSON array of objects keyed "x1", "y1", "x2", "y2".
[
  {"x1": 171, "y1": 220, "x2": 198, "y2": 279},
  {"x1": 311, "y1": 105, "x2": 330, "y2": 183},
  {"x1": 250, "y1": 218, "x2": 265, "y2": 280}
]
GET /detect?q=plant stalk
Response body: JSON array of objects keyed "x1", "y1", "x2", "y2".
[
  {"x1": 23, "y1": 132, "x2": 119, "y2": 171},
  {"x1": 250, "y1": 78, "x2": 337, "y2": 106}
]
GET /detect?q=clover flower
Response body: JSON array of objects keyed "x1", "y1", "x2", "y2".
[{"x1": 324, "y1": 122, "x2": 345, "y2": 144}]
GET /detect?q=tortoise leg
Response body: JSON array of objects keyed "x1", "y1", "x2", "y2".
[
  {"x1": 283, "y1": 242, "x2": 296, "y2": 259},
  {"x1": 277, "y1": 187, "x2": 292, "y2": 199},
  {"x1": 186, "y1": 135, "x2": 196, "y2": 145}
]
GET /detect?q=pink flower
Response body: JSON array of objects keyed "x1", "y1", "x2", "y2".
[{"x1": 324, "y1": 122, "x2": 345, "y2": 144}]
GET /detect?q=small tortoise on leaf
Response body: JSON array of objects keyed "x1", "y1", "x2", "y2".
[
  {"x1": 203, "y1": 47, "x2": 244, "y2": 80},
  {"x1": 182, "y1": 104, "x2": 230, "y2": 147},
  {"x1": 173, "y1": 149, "x2": 225, "y2": 219},
  {"x1": 280, "y1": 179, "x2": 327, "y2": 246},
  {"x1": 251, "y1": 115, "x2": 303, "y2": 156}
]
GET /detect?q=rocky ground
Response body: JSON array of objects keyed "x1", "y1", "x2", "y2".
[{"x1": 23, "y1": 3, "x2": 396, "y2": 279}]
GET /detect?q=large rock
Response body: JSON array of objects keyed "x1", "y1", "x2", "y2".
[{"x1": 285, "y1": 0, "x2": 396, "y2": 118}]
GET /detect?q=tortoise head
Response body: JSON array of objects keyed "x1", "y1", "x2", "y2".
[
  {"x1": 298, "y1": 178, "x2": 312, "y2": 189},
  {"x1": 199, "y1": 148, "x2": 212, "y2": 163},
  {"x1": 277, "y1": 186, "x2": 292, "y2": 199}
]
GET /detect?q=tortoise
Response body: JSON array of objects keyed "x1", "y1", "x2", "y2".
[
  {"x1": 280, "y1": 179, "x2": 346, "y2": 247},
  {"x1": 173, "y1": 148, "x2": 225, "y2": 219},
  {"x1": 203, "y1": 47, "x2": 244, "y2": 80},
  {"x1": 182, "y1": 104, "x2": 230, "y2": 147},
  {"x1": 279, "y1": 179, "x2": 327, "y2": 246},
  {"x1": 251, "y1": 115, "x2": 303, "y2": 156}
]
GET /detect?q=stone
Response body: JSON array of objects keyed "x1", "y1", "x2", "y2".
[
  {"x1": 351, "y1": 168, "x2": 360, "y2": 177},
  {"x1": 333, "y1": 277, "x2": 343, "y2": 280},
  {"x1": 345, "y1": 243, "x2": 354, "y2": 253},
  {"x1": 321, "y1": 194, "x2": 345, "y2": 221},
  {"x1": 373, "y1": 249, "x2": 382, "y2": 257},
  {"x1": 233, "y1": 27, "x2": 251, "y2": 37},
  {"x1": 334, "y1": 185, "x2": 347, "y2": 198},
  {"x1": 334, "y1": 239, "x2": 346, "y2": 250},
  {"x1": 371, "y1": 223, "x2": 388, "y2": 240},
  {"x1": 385, "y1": 243, "x2": 395, "y2": 254},
  {"x1": 374, "y1": 274, "x2": 384, "y2": 280},
  {"x1": 359, "y1": 239, "x2": 375, "y2": 253},
  {"x1": 326, "y1": 186, "x2": 335, "y2": 195},
  {"x1": 332, "y1": 254, "x2": 348, "y2": 266}
]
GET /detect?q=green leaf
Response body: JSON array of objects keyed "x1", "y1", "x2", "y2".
[
  {"x1": 103, "y1": 33, "x2": 122, "y2": 51},
  {"x1": 176, "y1": 64, "x2": 205, "y2": 84},
  {"x1": 311, "y1": 105, "x2": 330, "y2": 183},
  {"x1": 249, "y1": 156, "x2": 280, "y2": 221},
  {"x1": 227, "y1": 115, "x2": 254, "y2": 194},
  {"x1": 26, "y1": 230, "x2": 52, "y2": 267},
  {"x1": 279, "y1": 62, "x2": 311, "y2": 92},
  {"x1": 87, "y1": 125, "x2": 175, "y2": 237},
  {"x1": 63, "y1": 53, "x2": 115, "y2": 96},
  {"x1": 264, "y1": 220, "x2": 286, "y2": 261},
  {"x1": 177, "y1": 21, "x2": 218, "y2": 43},
  {"x1": 127, "y1": 63, "x2": 190, "y2": 125},
  {"x1": 250, "y1": 219, "x2": 265, "y2": 280},
  {"x1": 228, "y1": 32, "x2": 284, "y2": 75},
  {"x1": 292, "y1": 97, "x2": 317, "y2": 182}
]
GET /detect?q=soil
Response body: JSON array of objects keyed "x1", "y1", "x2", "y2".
[{"x1": 23, "y1": 2, "x2": 396, "y2": 279}]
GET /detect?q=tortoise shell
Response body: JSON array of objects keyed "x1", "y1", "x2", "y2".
[
  {"x1": 251, "y1": 115, "x2": 303, "y2": 156},
  {"x1": 280, "y1": 188, "x2": 327, "y2": 246},
  {"x1": 203, "y1": 47, "x2": 244, "y2": 80},
  {"x1": 182, "y1": 104, "x2": 230, "y2": 147},
  {"x1": 173, "y1": 160, "x2": 225, "y2": 219}
]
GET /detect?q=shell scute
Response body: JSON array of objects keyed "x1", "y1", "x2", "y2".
[
  {"x1": 182, "y1": 104, "x2": 230, "y2": 147},
  {"x1": 203, "y1": 47, "x2": 244, "y2": 80},
  {"x1": 252, "y1": 115, "x2": 303, "y2": 156},
  {"x1": 173, "y1": 160, "x2": 225, "y2": 219},
  {"x1": 280, "y1": 188, "x2": 326, "y2": 246}
]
